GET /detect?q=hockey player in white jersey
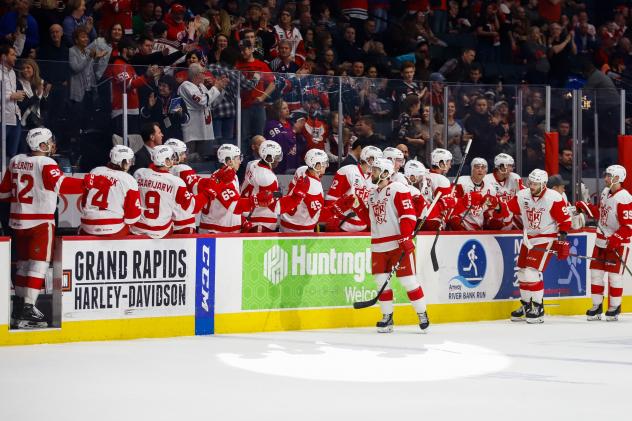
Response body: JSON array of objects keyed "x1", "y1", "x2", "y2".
[
  {"x1": 164, "y1": 139, "x2": 201, "y2": 192},
  {"x1": 240, "y1": 140, "x2": 311, "y2": 232},
  {"x1": 240, "y1": 135, "x2": 266, "y2": 194},
  {"x1": 449, "y1": 157, "x2": 505, "y2": 231},
  {"x1": 354, "y1": 158, "x2": 430, "y2": 333},
  {"x1": 484, "y1": 153, "x2": 525, "y2": 230},
  {"x1": 576, "y1": 165, "x2": 632, "y2": 321},
  {"x1": 506, "y1": 169, "x2": 571, "y2": 323},
  {"x1": 80, "y1": 145, "x2": 142, "y2": 237},
  {"x1": 420, "y1": 148, "x2": 457, "y2": 230},
  {"x1": 200, "y1": 144, "x2": 274, "y2": 233},
  {"x1": 325, "y1": 145, "x2": 382, "y2": 232},
  {"x1": 132, "y1": 145, "x2": 215, "y2": 238},
  {"x1": 403, "y1": 160, "x2": 428, "y2": 217},
  {"x1": 0, "y1": 128, "x2": 112, "y2": 328},
  {"x1": 281, "y1": 149, "x2": 356, "y2": 232},
  {"x1": 382, "y1": 147, "x2": 408, "y2": 185}
]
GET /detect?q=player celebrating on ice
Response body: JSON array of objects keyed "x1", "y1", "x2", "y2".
[
  {"x1": 449, "y1": 157, "x2": 505, "y2": 231},
  {"x1": 280, "y1": 149, "x2": 357, "y2": 232},
  {"x1": 484, "y1": 153, "x2": 525, "y2": 230},
  {"x1": 132, "y1": 145, "x2": 216, "y2": 238},
  {"x1": 240, "y1": 140, "x2": 311, "y2": 232},
  {"x1": 325, "y1": 145, "x2": 382, "y2": 232},
  {"x1": 200, "y1": 144, "x2": 273, "y2": 233},
  {"x1": 355, "y1": 158, "x2": 430, "y2": 333},
  {"x1": 0, "y1": 128, "x2": 112, "y2": 328},
  {"x1": 382, "y1": 147, "x2": 408, "y2": 185},
  {"x1": 80, "y1": 145, "x2": 142, "y2": 237},
  {"x1": 506, "y1": 169, "x2": 571, "y2": 323},
  {"x1": 576, "y1": 165, "x2": 632, "y2": 321}
]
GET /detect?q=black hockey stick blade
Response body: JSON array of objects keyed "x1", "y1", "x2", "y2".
[{"x1": 430, "y1": 228, "x2": 440, "y2": 271}]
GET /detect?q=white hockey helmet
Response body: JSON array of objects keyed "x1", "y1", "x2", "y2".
[
  {"x1": 605, "y1": 164, "x2": 627, "y2": 184},
  {"x1": 26, "y1": 128, "x2": 53, "y2": 152},
  {"x1": 109, "y1": 145, "x2": 134, "y2": 167},
  {"x1": 164, "y1": 138, "x2": 187, "y2": 154},
  {"x1": 404, "y1": 160, "x2": 428, "y2": 178},
  {"x1": 372, "y1": 157, "x2": 394, "y2": 180},
  {"x1": 151, "y1": 145, "x2": 175, "y2": 167},
  {"x1": 471, "y1": 157, "x2": 488, "y2": 169},
  {"x1": 304, "y1": 148, "x2": 329, "y2": 170},
  {"x1": 259, "y1": 140, "x2": 283, "y2": 164},
  {"x1": 431, "y1": 148, "x2": 453, "y2": 167},
  {"x1": 494, "y1": 153, "x2": 514, "y2": 169},
  {"x1": 528, "y1": 168, "x2": 548, "y2": 185},
  {"x1": 383, "y1": 146, "x2": 405, "y2": 163},
  {"x1": 360, "y1": 145, "x2": 383, "y2": 165},
  {"x1": 217, "y1": 144, "x2": 242, "y2": 163}
]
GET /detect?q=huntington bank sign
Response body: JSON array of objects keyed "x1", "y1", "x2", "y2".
[{"x1": 243, "y1": 238, "x2": 409, "y2": 310}]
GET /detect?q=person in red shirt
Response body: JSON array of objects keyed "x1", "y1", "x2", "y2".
[
  {"x1": 235, "y1": 39, "x2": 275, "y2": 145},
  {"x1": 164, "y1": 3, "x2": 187, "y2": 41},
  {"x1": 103, "y1": 38, "x2": 160, "y2": 137},
  {"x1": 99, "y1": 0, "x2": 133, "y2": 36}
]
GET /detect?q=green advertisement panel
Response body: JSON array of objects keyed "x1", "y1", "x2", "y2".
[{"x1": 242, "y1": 237, "x2": 410, "y2": 310}]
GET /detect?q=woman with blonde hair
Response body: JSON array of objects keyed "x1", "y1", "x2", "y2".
[{"x1": 17, "y1": 58, "x2": 50, "y2": 131}]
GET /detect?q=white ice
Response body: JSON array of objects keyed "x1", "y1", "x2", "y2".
[{"x1": 1, "y1": 316, "x2": 631, "y2": 420}]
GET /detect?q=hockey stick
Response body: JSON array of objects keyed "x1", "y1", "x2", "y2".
[
  {"x1": 581, "y1": 204, "x2": 632, "y2": 278},
  {"x1": 430, "y1": 138, "x2": 473, "y2": 272},
  {"x1": 338, "y1": 211, "x2": 357, "y2": 229},
  {"x1": 353, "y1": 192, "x2": 443, "y2": 310},
  {"x1": 531, "y1": 247, "x2": 616, "y2": 264}
]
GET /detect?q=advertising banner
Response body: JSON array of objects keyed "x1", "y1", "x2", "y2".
[
  {"x1": 241, "y1": 237, "x2": 410, "y2": 310},
  {"x1": 60, "y1": 238, "x2": 196, "y2": 320},
  {"x1": 195, "y1": 237, "x2": 215, "y2": 335},
  {"x1": 431, "y1": 234, "x2": 588, "y2": 303}
]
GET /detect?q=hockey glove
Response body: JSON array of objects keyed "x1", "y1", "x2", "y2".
[
  {"x1": 397, "y1": 237, "x2": 415, "y2": 255},
  {"x1": 484, "y1": 194, "x2": 499, "y2": 210},
  {"x1": 465, "y1": 191, "x2": 484, "y2": 208},
  {"x1": 215, "y1": 166, "x2": 236, "y2": 184},
  {"x1": 291, "y1": 176, "x2": 310, "y2": 199},
  {"x1": 83, "y1": 174, "x2": 112, "y2": 190},
  {"x1": 552, "y1": 234, "x2": 570, "y2": 260},
  {"x1": 332, "y1": 195, "x2": 356, "y2": 218},
  {"x1": 575, "y1": 201, "x2": 596, "y2": 217},
  {"x1": 607, "y1": 232, "x2": 625, "y2": 249},
  {"x1": 252, "y1": 191, "x2": 275, "y2": 208}
]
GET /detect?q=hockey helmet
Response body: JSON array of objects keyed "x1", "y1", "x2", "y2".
[
  {"x1": 494, "y1": 153, "x2": 514, "y2": 172},
  {"x1": 383, "y1": 147, "x2": 405, "y2": 164},
  {"x1": 528, "y1": 168, "x2": 548, "y2": 185},
  {"x1": 259, "y1": 140, "x2": 283, "y2": 164},
  {"x1": 26, "y1": 128, "x2": 54, "y2": 152},
  {"x1": 217, "y1": 144, "x2": 242, "y2": 163},
  {"x1": 110, "y1": 145, "x2": 135, "y2": 168},
  {"x1": 404, "y1": 160, "x2": 428, "y2": 178},
  {"x1": 304, "y1": 148, "x2": 329, "y2": 170},
  {"x1": 151, "y1": 145, "x2": 175, "y2": 167},
  {"x1": 471, "y1": 157, "x2": 488, "y2": 169},
  {"x1": 372, "y1": 157, "x2": 395, "y2": 180},
  {"x1": 605, "y1": 164, "x2": 626, "y2": 184},
  {"x1": 360, "y1": 145, "x2": 383, "y2": 165},
  {"x1": 431, "y1": 148, "x2": 452, "y2": 168}
]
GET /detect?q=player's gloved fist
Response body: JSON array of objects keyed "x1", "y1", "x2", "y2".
[
  {"x1": 215, "y1": 166, "x2": 236, "y2": 184},
  {"x1": 332, "y1": 195, "x2": 355, "y2": 217},
  {"x1": 607, "y1": 232, "x2": 625, "y2": 249},
  {"x1": 252, "y1": 191, "x2": 274, "y2": 208},
  {"x1": 484, "y1": 194, "x2": 499, "y2": 210},
  {"x1": 83, "y1": 174, "x2": 112, "y2": 190},
  {"x1": 241, "y1": 219, "x2": 253, "y2": 232},
  {"x1": 397, "y1": 237, "x2": 415, "y2": 255},
  {"x1": 552, "y1": 239, "x2": 570, "y2": 260},
  {"x1": 439, "y1": 195, "x2": 456, "y2": 211},
  {"x1": 325, "y1": 216, "x2": 341, "y2": 232},
  {"x1": 466, "y1": 191, "x2": 484, "y2": 207},
  {"x1": 292, "y1": 176, "x2": 310, "y2": 199},
  {"x1": 200, "y1": 185, "x2": 218, "y2": 200}
]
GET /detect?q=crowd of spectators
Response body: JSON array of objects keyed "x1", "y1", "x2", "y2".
[{"x1": 0, "y1": 0, "x2": 629, "y2": 175}]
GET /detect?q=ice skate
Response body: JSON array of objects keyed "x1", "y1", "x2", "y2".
[
  {"x1": 376, "y1": 313, "x2": 393, "y2": 333},
  {"x1": 511, "y1": 300, "x2": 530, "y2": 322},
  {"x1": 10, "y1": 296, "x2": 24, "y2": 328},
  {"x1": 605, "y1": 305, "x2": 621, "y2": 321},
  {"x1": 526, "y1": 301, "x2": 544, "y2": 324},
  {"x1": 16, "y1": 303, "x2": 49, "y2": 329},
  {"x1": 586, "y1": 303, "x2": 603, "y2": 321},
  {"x1": 417, "y1": 311, "x2": 430, "y2": 333}
]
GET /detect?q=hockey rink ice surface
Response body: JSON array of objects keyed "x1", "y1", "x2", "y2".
[{"x1": 1, "y1": 316, "x2": 631, "y2": 420}]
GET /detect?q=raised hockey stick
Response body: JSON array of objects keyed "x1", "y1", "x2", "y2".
[
  {"x1": 581, "y1": 204, "x2": 632, "y2": 278},
  {"x1": 353, "y1": 192, "x2": 443, "y2": 310},
  {"x1": 430, "y1": 138, "x2": 473, "y2": 272}
]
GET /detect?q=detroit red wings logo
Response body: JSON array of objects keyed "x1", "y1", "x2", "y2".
[
  {"x1": 372, "y1": 198, "x2": 388, "y2": 224},
  {"x1": 526, "y1": 207, "x2": 544, "y2": 229}
]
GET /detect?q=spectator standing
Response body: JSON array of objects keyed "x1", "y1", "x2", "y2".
[
  {"x1": 140, "y1": 75, "x2": 183, "y2": 139},
  {"x1": 439, "y1": 48, "x2": 476, "y2": 83},
  {"x1": 337, "y1": 26, "x2": 365, "y2": 64},
  {"x1": 178, "y1": 63, "x2": 228, "y2": 157},
  {"x1": 390, "y1": 62, "x2": 424, "y2": 114},
  {"x1": 0, "y1": 0, "x2": 39, "y2": 57},
  {"x1": 17, "y1": 59, "x2": 50, "y2": 147},
  {"x1": 265, "y1": 100, "x2": 299, "y2": 174},
  {"x1": 133, "y1": 0, "x2": 157, "y2": 37},
  {"x1": 236, "y1": 39, "x2": 275, "y2": 146},
  {"x1": 547, "y1": 23, "x2": 576, "y2": 87},
  {"x1": 523, "y1": 26, "x2": 550, "y2": 84},
  {"x1": 106, "y1": 22, "x2": 125, "y2": 58},
  {"x1": 103, "y1": 38, "x2": 157, "y2": 137},
  {"x1": 0, "y1": 45, "x2": 23, "y2": 160},
  {"x1": 463, "y1": 97, "x2": 499, "y2": 164},
  {"x1": 38, "y1": 24, "x2": 69, "y2": 136},
  {"x1": 271, "y1": 8, "x2": 306, "y2": 64},
  {"x1": 62, "y1": 0, "x2": 96, "y2": 46}
]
